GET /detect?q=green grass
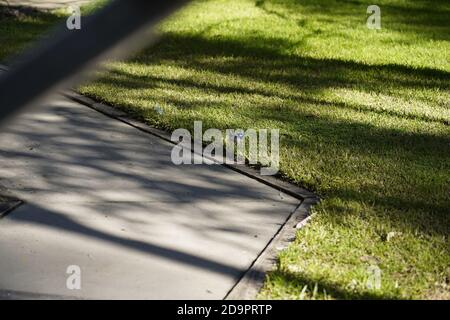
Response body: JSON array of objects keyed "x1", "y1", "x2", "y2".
[
  {"x1": 0, "y1": 1, "x2": 107, "y2": 61},
  {"x1": 1, "y1": 0, "x2": 449, "y2": 299},
  {"x1": 0, "y1": 8, "x2": 57, "y2": 62}
]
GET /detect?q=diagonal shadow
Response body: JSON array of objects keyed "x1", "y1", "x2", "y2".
[{"x1": 4, "y1": 203, "x2": 257, "y2": 278}]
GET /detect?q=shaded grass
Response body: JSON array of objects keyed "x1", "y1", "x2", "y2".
[
  {"x1": 0, "y1": 7, "x2": 60, "y2": 63},
  {"x1": 1, "y1": 0, "x2": 450, "y2": 299},
  {"x1": 0, "y1": 0, "x2": 107, "y2": 62}
]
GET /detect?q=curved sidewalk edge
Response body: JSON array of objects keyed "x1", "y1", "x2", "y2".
[{"x1": 64, "y1": 90, "x2": 320, "y2": 300}]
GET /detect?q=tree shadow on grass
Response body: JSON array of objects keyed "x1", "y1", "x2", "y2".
[
  {"x1": 255, "y1": 0, "x2": 450, "y2": 42},
  {"x1": 135, "y1": 28, "x2": 448, "y2": 95},
  {"x1": 82, "y1": 30, "x2": 450, "y2": 240},
  {"x1": 0, "y1": 5, "x2": 61, "y2": 62},
  {"x1": 101, "y1": 65, "x2": 448, "y2": 125},
  {"x1": 265, "y1": 269, "x2": 399, "y2": 299}
]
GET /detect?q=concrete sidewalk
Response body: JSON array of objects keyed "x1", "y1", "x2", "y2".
[{"x1": 0, "y1": 93, "x2": 300, "y2": 299}]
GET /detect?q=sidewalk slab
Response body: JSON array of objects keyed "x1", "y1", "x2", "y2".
[{"x1": 0, "y1": 96, "x2": 300, "y2": 299}]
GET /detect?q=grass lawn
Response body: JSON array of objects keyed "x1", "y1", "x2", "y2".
[{"x1": 1, "y1": 0, "x2": 449, "y2": 299}]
